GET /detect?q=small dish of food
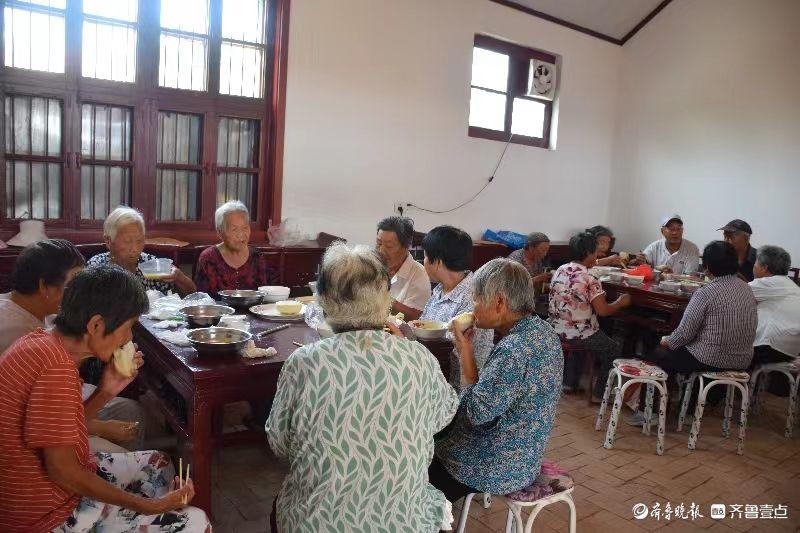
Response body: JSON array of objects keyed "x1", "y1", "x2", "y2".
[{"x1": 408, "y1": 320, "x2": 447, "y2": 340}]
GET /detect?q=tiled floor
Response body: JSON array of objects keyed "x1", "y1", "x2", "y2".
[{"x1": 212, "y1": 392, "x2": 800, "y2": 532}]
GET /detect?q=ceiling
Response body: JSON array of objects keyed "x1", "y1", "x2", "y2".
[{"x1": 496, "y1": 0, "x2": 668, "y2": 43}]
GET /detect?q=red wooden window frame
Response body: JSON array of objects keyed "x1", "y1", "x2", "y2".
[
  {"x1": 0, "y1": 0, "x2": 290, "y2": 244},
  {"x1": 469, "y1": 34, "x2": 556, "y2": 149}
]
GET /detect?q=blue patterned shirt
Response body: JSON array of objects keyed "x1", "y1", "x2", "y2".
[
  {"x1": 421, "y1": 272, "x2": 494, "y2": 386},
  {"x1": 434, "y1": 314, "x2": 564, "y2": 494}
]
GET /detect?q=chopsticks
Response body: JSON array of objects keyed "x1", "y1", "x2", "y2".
[
  {"x1": 292, "y1": 341, "x2": 304, "y2": 347},
  {"x1": 257, "y1": 324, "x2": 291, "y2": 337},
  {"x1": 179, "y1": 458, "x2": 191, "y2": 504}
]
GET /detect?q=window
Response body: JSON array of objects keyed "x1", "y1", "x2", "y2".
[
  {"x1": 4, "y1": 95, "x2": 63, "y2": 219},
  {"x1": 216, "y1": 117, "x2": 258, "y2": 212},
  {"x1": 0, "y1": 0, "x2": 288, "y2": 239},
  {"x1": 159, "y1": 0, "x2": 210, "y2": 91},
  {"x1": 82, "y1": 0, "x2": 138, "y2": 82},
  {"x1": 80, "y1": 104, "x2": 133, "y2": 220},
  {"x1": 3, "y1": 0, "x2": 66, "y2": 73},
  {"x1": 156, "y1": 111, "x2": 202, "y2": 221},
  {"x1": 220, "y1": 0, "x2": 267, "y2": 97},
  {"x1": 468, "y1": 35, "x2": 556, "y2": 148}
]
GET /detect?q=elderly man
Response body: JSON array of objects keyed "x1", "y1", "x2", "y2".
[
  {"x1": 375, "y1": 216, "x2": 431, "y2": 321},
  {"x1": 507, "y1": 232, "x2": 551, "y2": 284},
  {"x1": 750, "y1": 245, "x2": 800, "y2": 364},
  {"x1": 720, "y1": 219, "x2": 757, "y2": 281},
  {"x1": 638, "y1": 214, "x2": 700, "y2": 274},
  {"x1": 87, "y1": 206, "x2": 195, "y2": 296}
]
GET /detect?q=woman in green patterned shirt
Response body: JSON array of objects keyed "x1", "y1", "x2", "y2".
[{"x1": 266, "y1": 243, "x2": 459, "y2": 532}]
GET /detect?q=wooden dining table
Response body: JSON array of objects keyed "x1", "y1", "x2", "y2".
[
  {"x1": 133, "y1": 312, "x2": 454, "y2": 515},
  {"x1": 601, "y1": 278, "x2": 693, "y2": 353}
]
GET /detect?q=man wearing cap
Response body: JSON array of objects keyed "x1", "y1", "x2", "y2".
[
  {"x1": 508, "y1": 232, "x2": 552, "y2": 284},
  {"x1": 720, "y1": 219, "x2": 757, "y2": 281},
  {"x1": 638, "y1": 214, "x2": 700, "y2": 274}
]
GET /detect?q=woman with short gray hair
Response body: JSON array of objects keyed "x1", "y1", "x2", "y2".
[
  {"x1": 87, "y1": 206, "x2": 196, "y2": 296},
  {"x1": 750, "y1": 245, "x2": 800, "y2": 364},
  {"x1": 430, "y1": 258, "x2": 564, "y2": 506},
  {"x1": 266, "y1": 243, "x2": 458, "y2": 532},
  {"x1": 194, "y1": 201, "x2": 276, "y2": 297}
]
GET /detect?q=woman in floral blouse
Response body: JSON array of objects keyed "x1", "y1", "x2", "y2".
[
  {"x1": 548, "y1": 232, "x2": 631, "y2": 397},
  {"x1": 266, "y1": 243, "x2": 458, "y2": 532},
  {"x1": 431, "y1": 259, "x2": 564, "y2": 502},
  {"x1": 194, "y1": 201, "x2": 276, "y2": 297},
  {"x1": 417, "y1": 225, "x2": 493, "y2": 387}
]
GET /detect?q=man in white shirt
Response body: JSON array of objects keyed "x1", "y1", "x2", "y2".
[
  {"x1": 376, "y1": 216, "x2": 431, "y2": 320},
  {"x1": 750, "y1": 245, "x2": 800, "y2": 363},
  {"x1": 638, "y1": 214, "x2": 700, "y2": 274}
]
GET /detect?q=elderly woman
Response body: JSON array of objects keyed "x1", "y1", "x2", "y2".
[
  {"x1": 587, "y1": 225, "x2": 625, "y2": 267},
  {"x1": 0, "y1": 265, "x2": 210, "y2": 532},
  {"x1": 87, "y1": 206, "x2": 195, "y2": 296},
  {"x1": 507, "y1": 232, "x2": 552, "y2": 285},
  {"x1": 430, "y1": 258, "x2": 563, "y2": 504},
  {"x1": 194, "y1": 201, "x2": 277, "y2": 297},
  {"x1": 416, "y1": 225, "x2": 493, "y2": 385},
  {"x1": 376, "y1": 216, "x2": 431, "y2": 320},
  {"x1": 0, "y1": 240, "x2": 145, "y2": 453},
  {"x1": 266, "y1": 243, "x2": 458, "y2": 532},
  {"x1": 549, "y1": 232, "x2": 630, "y2": 396},
  {"x1": 750, "y1": 245, "x2": 800, "y2": 365}
]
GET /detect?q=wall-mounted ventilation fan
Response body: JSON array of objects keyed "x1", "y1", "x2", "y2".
[{"x1": 526, "y1": 59, "x2": 557, "y2": 100}]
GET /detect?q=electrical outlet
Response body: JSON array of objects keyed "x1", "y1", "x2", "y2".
[{"x1": 393, "y1": 202, "x2": 405, "y2": 215}]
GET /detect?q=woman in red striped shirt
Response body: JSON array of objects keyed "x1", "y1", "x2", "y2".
[{"x1": 0, "y1": 265, "x2": 210, "y2": 532}]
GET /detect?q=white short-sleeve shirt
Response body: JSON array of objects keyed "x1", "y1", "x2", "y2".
[
  {"x1": 749, "y1": 275, "x2": 800, "y2": 358},
  {"x1": 643, "y1": 238, "x2": 700, "y2": 274},
  {"x1": 390, "y1": 253, "x2": 431, "y2": 311}
]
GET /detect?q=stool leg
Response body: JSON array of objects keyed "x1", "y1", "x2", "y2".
[
  {"x1": 677, "y1": 374, "x2": 696, "y2": 432},
  {"x1": 505, "y1": 509, "x2": 514, "y2": 533},
  {"x1": 722, "y1": 384, "x2": 734, "y2": 438},
  {"x1": 455, "y1": 493, "x2": 475, "y2": 533},
  {"x1": 748, "y1": 369, "x2": 762, "y2": 415},
  {"x1": 585, "y1": 351, "x2": 597, "y2": 406},
  {"x1": 595, "y1": 370, "x2": 616, "y2": 431},
  {"x1": 524, "y1": 503, "x2": 545, "y2": 533},
  {"x1": 656, "y1": 381, "x2": 668, "y2": 455},
  {"x1": 688, "y1": 378, "x2": 708, "y2": 451},
  {"x1": 604, "y1": 385, "x2": 624, "y2": 450},
  {"x1": 643, "y1": 383, "x2": 654, "y2": 436},
  {"x1": 785, "y1": 375, "x2": 799, "y2": 439},
  {"x1": 737, "y1": 383, "x2": 749, "y2": 455},
  {"x1": 566, "y1": 495, "x2": 578, "y2": 533}
]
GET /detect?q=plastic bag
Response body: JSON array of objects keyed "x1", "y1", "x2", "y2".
[
  {"x1": 267, "y1": 218, "x2": 309, "y2": 247},
  {"x1": 624, "y1": 264, "x2": 655, "y2": 281},
  {"x1": 482, "y1": 229, "x2": 527, "y2": 250}
]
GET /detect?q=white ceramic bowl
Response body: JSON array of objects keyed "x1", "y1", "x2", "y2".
[
  {"x1": 609, "y1": 271, "x2": 625, "y2": 283},
  {"x1": 659, "y1": 281, "x2": 682, "y2": 292},
  {"x1": 409, "y1": 320, "x2": 447, "y2": 340},
  {"x1": 624, "y1": 274, "x2": 645, "y2": 287},
  {"x1": 258, "y1": 285, "x2": 291, "y2": 303}
]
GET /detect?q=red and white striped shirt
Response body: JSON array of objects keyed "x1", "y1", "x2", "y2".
[{"x1": 0, "y1": 329, "x2": 93, "y2": 533}]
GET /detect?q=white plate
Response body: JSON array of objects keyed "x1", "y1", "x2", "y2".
[{"x1": 249, "y1": 303, "x2": 306, "y2": 321}]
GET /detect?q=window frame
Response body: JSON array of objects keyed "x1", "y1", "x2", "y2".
[
  {"x1": 469, "y1": 34, "x2": 556, "y2": 149},
  {"x1": 0, "y1": 0, "x2": 290, "y2": 243}
]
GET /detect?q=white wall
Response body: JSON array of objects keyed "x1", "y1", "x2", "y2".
[
  {"x1": 608, "y1": 0, "x2": 800, "y2": 260},
  {"x1": 281, "y1": 0, "x2": 621, "y2": 245}
]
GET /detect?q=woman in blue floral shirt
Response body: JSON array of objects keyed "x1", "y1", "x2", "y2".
[
  {"x1": 416, "y1": 225, "x2": 494, "y2": 387},
  {"x1": 431, "y1": 258, "x2": 564, "y2": 500}
]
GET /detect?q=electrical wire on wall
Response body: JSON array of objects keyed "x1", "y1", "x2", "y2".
[{"x1": 400, "y1": 133, "x2": 514, "y2": 215}]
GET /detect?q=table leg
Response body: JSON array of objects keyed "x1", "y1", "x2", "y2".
[{"x1": 188, "y1": 399, "x2": 214, "y2": 516}]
